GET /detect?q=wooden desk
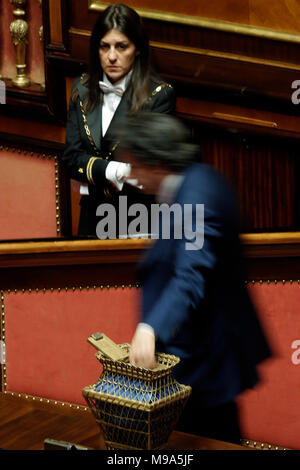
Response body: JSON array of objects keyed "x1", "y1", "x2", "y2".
[{"x1": 0, "y1": 392, "x2": 248, "y2": 451}]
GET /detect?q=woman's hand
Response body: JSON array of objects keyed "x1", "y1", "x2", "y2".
[{"x1": 105, "y1": 161, "x2": 131, "y2": 191}]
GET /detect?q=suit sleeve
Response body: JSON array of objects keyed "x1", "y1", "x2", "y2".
[
  {"x1": 62, "y1": 83, "x2": 109, "y2": 187},
  {"x1": 142, "y1": 177, "x2": 238, "y2": 345},
  {"x1": 144, "y1": 229, "x2": 220, "y2": 344}
]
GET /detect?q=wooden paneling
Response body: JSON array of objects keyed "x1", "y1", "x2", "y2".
[
  {"x1": 176, "y1": 96, "x2": 300, "y2": 140},
  {"x1": 69, "y1": 4, "x2": 300, "y2": 62},
  {"x1": 0, "y1": 393, "x2": 248, "y2": 450},
  {"x1": 90, "y1": 0, "x2": 300, "y2": 35},
  {"x1": 150, "y1": 43, "x2": 300, "y2": 109},
  {"x1": 49, "y1": 0, "x2": 63, "y2": 45},
  {"x1": 0, "y1": 236, "x2": 300, "y2": 281},
  {"x1": 0, "y1": 117, "x2": 65, "y2": 144},
  {"x1": 27, "y1": 0, "x2": 45, "y2": 86},
  {"x1": 0, "y1": 239, "x2": 150, "y2": 271},
  {"x1": 90, "y1": 0, "x2": 250, "y2": 23},
  {"x1": 197, "y1": 130, "x2": 297, "y2": 232},
  {"x1": 250, "y1": 0, "x2": 300, "y2": 33},
  {"x1": 0, "y1": 1, "x2": 15, "y2": 80}
]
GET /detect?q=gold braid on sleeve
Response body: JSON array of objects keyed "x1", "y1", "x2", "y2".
[{"x1": 86, "y1": 157, "x2": 98, "y2": 185}]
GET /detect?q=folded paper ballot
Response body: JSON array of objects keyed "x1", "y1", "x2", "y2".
[{"x1": 87, "y1": 332, "x2": 129, "y2": 362}]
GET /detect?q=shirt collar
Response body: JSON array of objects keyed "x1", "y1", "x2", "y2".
[{"x1": 102, "y1": 70, "x2": 132, "y2": 93}]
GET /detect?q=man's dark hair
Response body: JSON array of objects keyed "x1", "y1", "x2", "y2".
[{"x1": 116, "y1": 112, "x2": 199, "y2": 172}]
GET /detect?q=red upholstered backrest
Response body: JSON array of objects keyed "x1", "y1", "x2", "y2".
[
  {"x1": 3, "y1": 287, "x2": 139, "y2": 405},
  {"x1": 238, "y1": 282, "x2": 300, "y2": 449},
  {"x1": 0, "y1": 149, "x2": 58, "y2": 240}
]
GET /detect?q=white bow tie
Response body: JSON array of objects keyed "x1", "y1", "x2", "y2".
[{"x1": 99, "y1": 81, "x2": 124, "y2": 97}]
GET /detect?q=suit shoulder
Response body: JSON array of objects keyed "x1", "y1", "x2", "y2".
[
  {"x1": 71, "y1": 73, "x2": 85, "y2": 88},
  {"x1": 185, "y1": 163, "x2": 237, "y2": 200},
  {"x1": 70, "y1": 74, "x2": 89, "y2": 103},
  {"x1": 180, "y1": 164, "x2": 240, "y2": 224},
  {"x1": 149, "y1": 80, "x2": 175, "y2": 99},
  {"x1": 187, "y1": 163, "x2": 226, "y2": 183},
  {"x1": 147, "y1": 79, "x2": 176, "y2": 113}
]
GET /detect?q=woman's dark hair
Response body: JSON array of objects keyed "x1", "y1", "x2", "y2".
[{"x1": 80, "y1": 4, "x2": 158, "y2": 113}]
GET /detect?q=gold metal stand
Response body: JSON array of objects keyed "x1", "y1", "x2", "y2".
[{"x1": 9, "y1": 0, "x2": 30, "y2": 88}]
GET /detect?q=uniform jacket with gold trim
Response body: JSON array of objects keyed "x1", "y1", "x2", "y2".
[{"x1": 62, "y1": 74, "x2": 176, "y2": 203}]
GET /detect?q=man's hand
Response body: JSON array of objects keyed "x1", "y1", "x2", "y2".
[{"x1": 129, "y1": 325, "x2": 157, "y2": 369}]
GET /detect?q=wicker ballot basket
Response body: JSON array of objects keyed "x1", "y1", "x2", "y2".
[{"x1": 82, "y1": 333, "x2": 192, "y2": 450}]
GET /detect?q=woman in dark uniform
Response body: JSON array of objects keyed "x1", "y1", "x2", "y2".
[{"x1": 62, "y1": 4, "x2": 176, "y2": 238}]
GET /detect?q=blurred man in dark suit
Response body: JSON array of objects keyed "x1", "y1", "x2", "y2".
[{"x1": 115, "y1": 112, "x2": 271, "y2": 444}]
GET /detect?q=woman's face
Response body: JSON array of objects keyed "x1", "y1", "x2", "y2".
[{"x1": 99, "y1": 29, "x2": 138, "y2": 83}]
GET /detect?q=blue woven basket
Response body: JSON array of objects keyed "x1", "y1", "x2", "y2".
[{"x1": 82, "y1": 340, "x2": 191, "y2": 450}]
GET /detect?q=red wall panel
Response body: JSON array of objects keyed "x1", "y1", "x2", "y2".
[
  {"x1": 4, "y1": 287, "x2": 139, "y2": 405},
  {"x1": 0, "y1": 149, "x2": 57, "y2": 240},
  {"x1": 238, "y1": 282, "x2": 300, "y2": 449}
]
